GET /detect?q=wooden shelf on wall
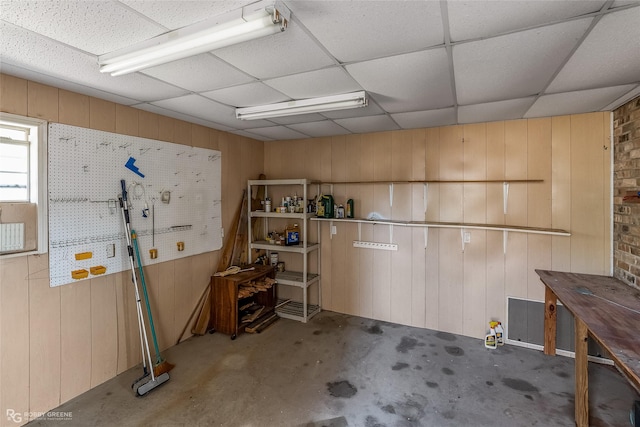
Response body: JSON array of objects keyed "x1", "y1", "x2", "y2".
[
  {"x1": 312, "y1": 217, "x2": 570, "y2": 236},
  {"x1": 320, "y1": 179, "x2": 544, "y2": 184}
]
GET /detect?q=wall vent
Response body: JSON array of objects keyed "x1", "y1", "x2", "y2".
[
  {"x1": 506, "y1": 296, "x2": 610, "y2": 363},
  {"x1": 0, "y1": 223, "x2": 25, "y2": 252}
]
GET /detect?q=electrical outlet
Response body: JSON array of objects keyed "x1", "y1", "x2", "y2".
[
  {"x1": 463, "y1": 232, "x2": 471, "y2": 243},
  {"x1": 106, "y1": 243, "x2": 115, "y2": 258},
  {"x1": 331, "y1": 225, "x2": 337, "y2": 235}
]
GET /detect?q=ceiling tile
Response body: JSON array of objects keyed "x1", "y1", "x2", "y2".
[
  {"x1": 287, "y1": 121, "x2": 352, "y2": 138},
  {"x1": 602, "y1": 85, "x2": 640, "y2": 111},
  {"x1": 346, "y1": 49, "x2": 453, "y2": 113},
  {"x1": 212, "y1": 21, "x2": 334, "y2": 79},
  {"x1": 453, "y1": 18, "x2": 592, "y2": 105},
  {"x1": 228, "y1": 130, "x2": 272, "y2": 141},
  {"x1": 334, "y1": 115, "x2": 400, "y2": 134},
  {"x1": 0, "y1": 63, "x2": 138, "y2": 106},
  {"x1": 121, "y1": 0, "x2": 254, "y2": 30},
  {"x1": 546, "y1": 7, "x2": 640, "y2": 93},
  {"x1": 202, "y1": 82, "x2": 289, "y2": 107},
  {"x1": 448, "y1": 0, "x2": 605, "y2": 42},
  {"x1": 133, "y1": 103, "x2": 234, "y2": 132},
  {"x1": 242, "y1": 126, "x2": 310, "y2": 140},
  {"x1": 140, "y1": 54, "x2": 254, "y2": 93},
  {"x1": 524, "y1": 85, "x2": 637, "y2": 118},
  {"x1": 288, "y1": 1, "x2": 444, "y2": 62},
  {"x1": 320, "y1": 101, "x2": 385, "y2": 120},
  {"x1": 264, "y1": 67, "x2": 362, "y2": 99},
  {"x1": 151, "y1": 94, "x2": 273, "y2": 130},
  {"x1": 0, "y1": 0, "x2": 165, "y2": 55},
  {"x1": 391, "y1": 108, "x2": 457, "y2": 129},
  {"x1": 267, "y1": 113, "x2": 327, "y2": 125},
  {"x1": 459, "y1": 97, "x2": 536, "y2": 124},
  {"x1": 0, "y1": 22, "x2": 188, "y2": 103}
]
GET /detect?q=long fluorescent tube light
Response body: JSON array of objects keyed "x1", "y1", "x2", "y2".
[
  {"x1": 98, "y1": 0, "x2": 290, "y2": 76},
  {"x1": 236, "y1": 91, "x2": 368, "y2": 120}
]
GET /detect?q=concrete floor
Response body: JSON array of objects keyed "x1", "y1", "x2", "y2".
[{"x1": 29, "y1": 311, "x2": 638, "y2": 427}]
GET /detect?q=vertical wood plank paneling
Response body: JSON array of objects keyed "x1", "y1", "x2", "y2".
[
  {"x1": 27, "y1": 254, "x2": 61, "y2": 415},
  {"x1": 116, "y1": 271, "x2": 140, "y2": 374},
  {"x1": 172, "y1": 119, "x2": 192, "y2": 145},
  {"x1": 89, "y1": 97, "x2": 116, "y2": 132},
  {"x1": 157, "y1": 115, "x2": 176, "y2": 143},
  {"x1": 58, "y1": 89, "x2": 90, "y2": 127},
  {"x1": 462, "y1": 123, "x2": 487, "y2": 337},
  {"x1": 485, "y1": 122, "x2": 506, "y2": 324},
  {"x1": 504, "y1": 120, "x2": 528, "y2": 300},
  {"x1": 439, "y1": 126, "x2": 464, "y2": 334},
  {"x1": 27, "y1": 81, "x2": 58, "y2": 121},
  {"x1": 527, "y1": 118, "x2": 553, "y2": 301},
  {"x1": 191, "y1": 124, "x2": 210, "y2": 149},
  {"x1": 288, "y1": 139, "x2": 307, "y2": 179},
  {"x1": 60, "y1": 281, "x2": 92, "y2": 403},
  {"x1": 424, "y1": 127, "x2": 440, "y2": 329},
  {"x1": 0, "y1": 73, "x2": 28, "y2": 114},
  {"x1": 157, "y1": 262, "x2": 176, "y2": 352},
  {"x1": 142, "y1": 263, "x2": 161, "y2": 345},
  {"x1": 486, "y1": 121, "x2": 506, "y2": 223},
  {"x1": 358, "y1": 134, "x2": 375, "y2": 318},
  {"x1": 551, "y1": 116, "x2": 572, "y2": 272},
  {"x1": 330, "y1": 137, "x2": 347, "y2": 312},
  {"x1": 138, "y1": 110, "x2": 159, "y2": 141},
  {"x1": 372, "y1": 132, "x2": 392, "y2": 321},
  {"x1": 410, "y1": 129, "x2": 427, "y2": 327},
  {"x1": 571, "y1": 113, "x2": 606, "y2": 274},
  {"x1": 344, "y1": 135, "x2": 362, "y2": 315},
  {"x1": 173, "y1": 258, "x2": 193, "y2": 344},
  {"x1": 115, "y1": 104, "x2": 139, "y2": 137},
  {"x1": 603, "y1": 112, "x2": 613, "y2": 274},
  {"x1": 390, "y1": 131, "x2": 413, "y2": 325},
  {"x1": 1, "y1": 257, "x2": 30, "y2": 420},
  {"x1": 90, "y1": 275, "x2": 118, "y2": 388}
]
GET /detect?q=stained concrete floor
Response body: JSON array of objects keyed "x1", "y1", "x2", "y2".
[{"x1": 28, "y1": 311, "x2": 638, "y2": 427}]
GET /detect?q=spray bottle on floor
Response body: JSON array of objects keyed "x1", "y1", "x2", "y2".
[
  {"x1": 485, "y1": 321, "x2": 498, "y2": 349},
  {"x1": 495, "y1": 321, "x2": 504, "y2": 346}
]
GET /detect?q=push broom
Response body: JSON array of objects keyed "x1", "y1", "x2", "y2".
[
  {"x1": 131, "y1": 229, "x2": 175, "y2": 376},
  {"x1": 120, "y1": 180, "x2": 170, "y2": 396}
]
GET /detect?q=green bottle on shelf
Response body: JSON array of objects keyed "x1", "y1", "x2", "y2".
[{"x1": 346, "y1": 199, "x2": 354, "y2": 218}]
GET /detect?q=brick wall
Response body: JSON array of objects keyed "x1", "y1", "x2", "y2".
[{"x1": 613, "y1": 95, "x2": 640, "y2": 290}]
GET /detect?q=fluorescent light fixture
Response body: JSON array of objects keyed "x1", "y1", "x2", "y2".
[
  {"x1": 236, "y1": 91, "x2": 368, "y2": 120},
  {"x1": 98, "y1": 0, "x2": 290, "y2": 76}
]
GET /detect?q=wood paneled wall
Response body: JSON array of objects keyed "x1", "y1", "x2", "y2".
[
  {"x1": 0, "y1": 74, "x2": 264, "y2": 426},
  {"x1": 264, "y1": 113, "x2": 612, "y2": 339}
]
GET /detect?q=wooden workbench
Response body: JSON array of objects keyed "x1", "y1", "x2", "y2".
[{"x1": 535, "y1": 269, "x2": 640, "y2": 427}]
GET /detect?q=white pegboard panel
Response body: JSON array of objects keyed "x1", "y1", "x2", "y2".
[
  {"x1": 352, "y1": 241, "x2": 398, "y2": 251},
  {"x1": 48, "y1": 123, "x2": 222, "y2": 287}
]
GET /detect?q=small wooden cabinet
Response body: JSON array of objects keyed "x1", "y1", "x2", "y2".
[{"x1": 210, "y1": 265, "x2": 276, "y2": 340}]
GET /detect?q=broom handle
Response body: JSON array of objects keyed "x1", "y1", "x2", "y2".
[
  {"x1": 132, "y1": 230, "x2": 162, "y2": 362},
  {"x1": 121, "y1": 180, "x2": 155, "y2": 380}
]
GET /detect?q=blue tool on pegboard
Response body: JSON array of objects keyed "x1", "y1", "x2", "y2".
[{"x1": 125, "y1": 156, "x2": 144, "y2": 178}]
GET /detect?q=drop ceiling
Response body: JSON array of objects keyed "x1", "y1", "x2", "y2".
[{"x1": 1, "y1": 0, "x2": 639, "y2": 141}]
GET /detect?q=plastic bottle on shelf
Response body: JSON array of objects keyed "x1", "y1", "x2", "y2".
[{"x1": 346, "y1": 199, "x2": 354, "y2": 218}]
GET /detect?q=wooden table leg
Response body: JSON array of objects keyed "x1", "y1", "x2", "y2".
[
  {"x1": 544, "y1": 286, "x2": 557, "y2": 356},
  {"x1": 575, "y1": 317, "x2": 589, "y2": 427}
]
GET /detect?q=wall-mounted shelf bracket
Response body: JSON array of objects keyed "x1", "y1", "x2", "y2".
[
  {"x1": 424, "y1": 183, "x2": 428, "y2": 214},
  {"x1": 503, "y1": 182, "x2": 510, "y2": 215},
  {"x1": 389, "y1": 183, "x2": 394, "y2": 207},
  {"x1": 424, "y1": 227, "x2": 428, "y2": 249},
  {"x1": 503, "y1": 230, "x2": 508, "y2": 254}
]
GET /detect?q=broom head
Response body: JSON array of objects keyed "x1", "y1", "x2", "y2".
[{"x1": 153, "y1": 360, "x2": 175, "y2": 377}]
